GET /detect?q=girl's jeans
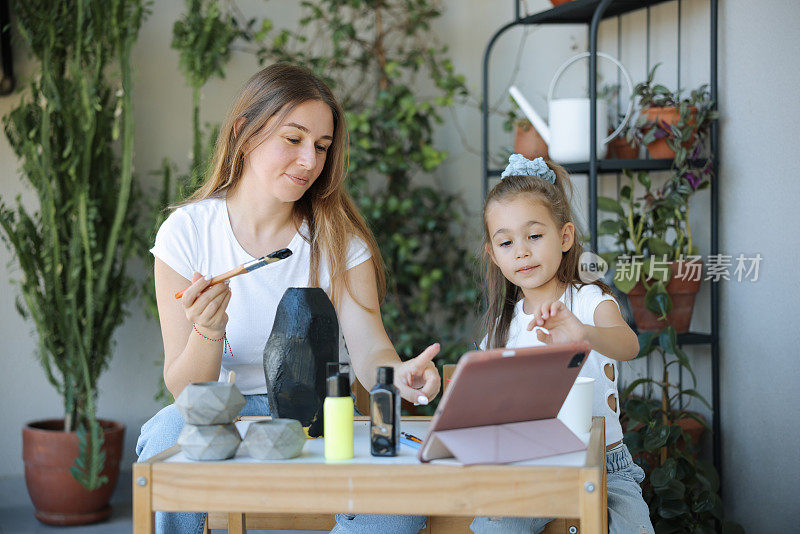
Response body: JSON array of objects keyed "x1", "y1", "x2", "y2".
[
  {"x1": 469, "y1": 443, "x2": 654, "y2": 534},
  {"x1": 136, "y1": 394, "x2": 427, "y2": 534}
]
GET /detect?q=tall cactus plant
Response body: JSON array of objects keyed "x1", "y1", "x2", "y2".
[{"x1": 0, "y1": 0, "x2": 147, "y2": 490}]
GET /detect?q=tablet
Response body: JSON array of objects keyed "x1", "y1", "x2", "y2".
[{"x1": 418, "y1": 341, "x2": 590, "y2": 463}]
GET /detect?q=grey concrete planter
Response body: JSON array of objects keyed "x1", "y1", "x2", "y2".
[
  {"x1": 177, "y1": 423, "x2": 242, "y2": 461},
  {"x1": 243, "y1": 419, "x2": 306, "y2": 460},
  {"x1": 175, "y1": 381, "x2": 246, "y2": 425}
]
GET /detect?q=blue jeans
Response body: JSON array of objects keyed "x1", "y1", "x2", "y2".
[
  {"x1": 469, "y1": 444, "x2": 654, "y2": 534},
  {"x1": 136, "y1": 394, "x2": 426, "y2": 534}
]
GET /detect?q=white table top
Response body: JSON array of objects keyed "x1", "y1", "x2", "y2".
[{"x1": 165, "y1": 420, "x2": 588, "y2": 468}]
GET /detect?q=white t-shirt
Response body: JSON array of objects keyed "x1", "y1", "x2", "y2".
[
  {"x1": 150, "y1": 197, "x2": 371, "y2": 395},
  {"x1": 487, "y1": 284, "x2": 624, "y2": 446}
]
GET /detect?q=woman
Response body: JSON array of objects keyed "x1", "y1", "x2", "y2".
[{"x1": 137, "y1": 63, "x2": 438, "y2": 534}]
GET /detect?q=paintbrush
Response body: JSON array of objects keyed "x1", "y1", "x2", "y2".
[{"x1": 174, "y1": 247, "x2": 293, "y2": 299}]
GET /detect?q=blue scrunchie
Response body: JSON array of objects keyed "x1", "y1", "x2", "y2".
[{"x1": 500, "y1": 154, "x2": 556, "y2": 184}]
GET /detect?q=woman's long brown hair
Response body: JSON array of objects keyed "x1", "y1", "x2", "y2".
[
  {"x1": 480, "y1": 160, "x2": 613, "y2": 348},
  {"x1": 181, "y1": 62, "x2": 385, "y2": 307}
]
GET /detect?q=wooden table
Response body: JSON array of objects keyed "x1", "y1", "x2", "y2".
[{"x1": 133, "y1": 416, "x2": 606, "y2": 534}]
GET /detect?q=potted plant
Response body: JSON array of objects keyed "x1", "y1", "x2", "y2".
[
  {"x1": 513, "y1": 117, "x2": 549, "y2": 160},
  {"x1": 598, "y1": 169, "x2": 706, "y2": 333},
  {"x1": 502, "y1": 97, "x2": 549, "y2": 161},
  {"x1": 626, "y1": 63, "x2": 718, "y2": 161},
  {"x1": 620, "y1": 325, "x2": 743, "y2": 533},
  {"x1": 601, "y1": 82, "x2": 639, "y2": 159},
  {"x1": 0, "y1": 1, "x2": 146, "y2": 525},
  {"x1": 607, "y1": 120, "x2": 639, "y2": 159}
]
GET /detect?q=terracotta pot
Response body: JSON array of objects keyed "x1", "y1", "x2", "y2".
[
  {"x1": 627, "y1": 260, "x2": 702, "y2": 333},
  {"x1": 606, "y1": 134, "x2": 639, "y2": 159},
  {"x1": 513, "y1": 120, "x2": 548, "y2": 160},
  {"x1": 642, "y1": 106, "x2": 696, "y2": 159},
  {"x1": 23, "y1": 419, "x2": 125, "y2": 526}
]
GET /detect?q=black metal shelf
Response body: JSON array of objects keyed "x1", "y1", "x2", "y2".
[
  {"x1": 487, "y1": 158, "x2": 708, "y2": 177},
  {"x1": 481, "y1": 0, "x2": 721, "y2": 483},
  {"x1": 632, "y1": 330, "x2": 715, "y2": 346},
  {"x1": 517, "y1": 0, "x2": 677, "y2": 25}
]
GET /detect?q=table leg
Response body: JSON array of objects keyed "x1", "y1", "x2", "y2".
[
  {"x1": 579, "y1": 467, "x2": 604, "y2": 534},
  {"x1": 602, "y1": 453, "x2": 608, "y2": 534},
  {"x1": 132, "y1": 463, "x2": 154, "y2": 534},
  {"x1": 228, "y1": 512, "x2": 247, "y2": 534}
]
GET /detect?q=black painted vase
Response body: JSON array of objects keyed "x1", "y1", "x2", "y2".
[{"x1": 263, "y1": 287, "x2": 340, "y2": 438}]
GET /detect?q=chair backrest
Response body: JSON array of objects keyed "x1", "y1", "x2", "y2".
[
  {"x1": 352, "y1": 378, "x2": 370, "y2": 415},
  {"x1": 443, "y1": 364, "x2": 456, "y2": 394}
]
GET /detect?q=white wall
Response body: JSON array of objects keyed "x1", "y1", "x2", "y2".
[
  {"x1": 1, "y1": 0, "x2": 798, "y2": 530},
  {"x1": 715, "y1": 0, "x2": 800, "y2": 530}
]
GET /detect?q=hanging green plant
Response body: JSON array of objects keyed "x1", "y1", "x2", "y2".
[{"x1": 241, "y1": 0, "x2": 481, "y2": 366}]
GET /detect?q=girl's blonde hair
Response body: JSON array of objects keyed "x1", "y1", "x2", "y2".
[
  {"x1": 480, "y1": 159, "x2": 613, "y2": 349},
  {"x1": 183, "y1": 62, "x2": 385, "y2": 306}
]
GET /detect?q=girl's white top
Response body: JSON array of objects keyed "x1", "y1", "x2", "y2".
[
  {"x1": 151, "y1": 197, "x2": 370, "y2": 395},
  {"x1": 485, "y1": 284, "x2": 624, "y2": 446}
]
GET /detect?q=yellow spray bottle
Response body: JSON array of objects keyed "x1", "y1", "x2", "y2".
[{"x1": 324, "y1": 362, "x2": 353, "y2": 460}]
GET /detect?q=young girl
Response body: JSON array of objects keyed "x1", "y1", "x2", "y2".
[
  {"x1": 470, "y1": 154, "x2": 654, "y2": 534},
  {"x1": 137, "y1": 63, "x2": 437, "y2": 534}
]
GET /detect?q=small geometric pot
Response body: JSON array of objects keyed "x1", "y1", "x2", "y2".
[
  {"x1": 175, "y1": 382, "x2": 246, "y2": 425},
  {"x1": 177, "y1": 423, "x2": 242, "y2": 461},
  {"x1": 243, "y1": 419, "x2": 306, "y2": 460}
]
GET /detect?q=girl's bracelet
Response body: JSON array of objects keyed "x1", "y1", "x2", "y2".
[{"x1": 192, "y1": 323, "x2": 234, "y2": 359}]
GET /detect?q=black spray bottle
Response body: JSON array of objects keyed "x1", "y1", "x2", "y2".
[{"x1": 370, "y1": 366, "x2": 400, "y2": 456}]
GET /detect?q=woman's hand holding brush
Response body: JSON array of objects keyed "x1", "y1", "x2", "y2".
[{"x1": 180, "y1": 273, "x2": 232, "y2": 339}]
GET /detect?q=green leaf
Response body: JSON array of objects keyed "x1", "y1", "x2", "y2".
[
  {"x1": 637, "y1": 171, "x2": 651, "y2": 189},
  {"x1": 599, "y1": 219, "x2": 624, "y2": 236},
  {"x1": 598, "y1": 196, "x2": 626, "y2": 218},
  {"x1": 680, "y1": 389, "x2": 712, "y2": 410},
  {"x1": 645, "y1": 281, "x2": 672, "y2": 317},
  {"x1": 623, "y1": 431, "x2": 644, "y2": 454},
  {"x1": 658, "y1": 498, "x2": 690, "y2": 519},
  {"x1": 650, "y1": 463, "x2": 674, "y2": 488},
  {"x1": 654, "y1": 479, "x2": 685, "y2": 500},
  {"x1": 644, "y1": 424, "x2": 671, "y2": 450},
  {"x1": 647, "y1": 238, "x2": 673, "y2": 259},
  {"x1": 599, "y1": 251, "x2": 620, "y2": 266},
  {"x1": 621, "y1": 378, "x2": 657, "y2": 403},
  {"x1": 692, "y1": 490, "x2": 716, "y2": 513},
  {"x1": 659, "y1": 325, "x2": 678, "y2": 354},
  {"x1": 637, "y1": 331, "x2": 658, "y2": 358},
  {"x1": 613, "y1": 262, "x2": 639, "y2": 294}
]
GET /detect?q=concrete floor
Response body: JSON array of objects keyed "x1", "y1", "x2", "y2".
[{"x1": 0, "y1": 471, "x2": 321, "y2": 534}]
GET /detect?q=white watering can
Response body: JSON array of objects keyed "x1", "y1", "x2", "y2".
[{"x1": 509, "y1": 52, "x2": 634, "y2": 163}]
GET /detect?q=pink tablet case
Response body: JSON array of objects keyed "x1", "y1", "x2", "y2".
[{"x1": 418, "y1": 341, "x2": 591, "y2": 465}]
